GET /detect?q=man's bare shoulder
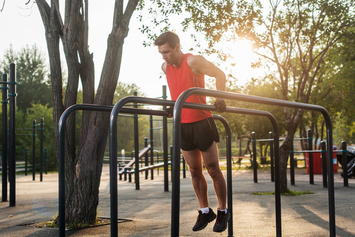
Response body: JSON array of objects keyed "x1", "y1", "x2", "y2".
[
  {"x1": 161, "y1": 62, "x2": 167, "y2": 74},
  {"x1": 187, "y1": 55, "x2": 208, "y2": 74},
  {"x1": 187, "y1": 55, "x2": 206, "y2": 67}
]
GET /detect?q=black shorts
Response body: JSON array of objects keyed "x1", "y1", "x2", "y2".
[{"x1": 181, "y1": 117, "x2": 219, "y2": 151}]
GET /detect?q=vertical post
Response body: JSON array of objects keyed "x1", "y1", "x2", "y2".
[
  {"x1": 2, "y1": 73, "x2": 8, "y2": 202},
  {"x1": 9, "y1": 63, "x2": 16, "y2": 207},
  {"x1": 150, "y1": 115, "x2": 154, "y2": 180},
  {"x1": 182, "y1": 152, "x2": 186, "y2": 178},
  {"x1": 32, "y1": 119, "x2": 36, "y2": 181},
  {"x1": 133, "y1": 92, "x2": 139, "y2": 190},
  {"x1": 163, "y1": 85, "x2": 169, "y2": 191},
  {"x1": 308, "y1": 129, "x2": 314, "y2": 185},
  {"x1": 239, "y1": 135, "x2": 242, "y2": 164},
  {"x1": 25, "y1": 149, "x2": 28, "y2": 176},
  {"x1": 170, "y1": 145, "x2": 174, "y2": 178},
  {"x1": 45, "y1": 148, "x2": 48, "y2": 174},
  {"x1": 144, "y1": 137, "x2": 148, "y2": 179},
  {"x1": 342, "y1": 141, "x2": 348, "y2": 187},
  {"x1": 269, "y1": 132, "x2": 274, "y2": 182},
  {"x1": 290, "y1": 138, "x2": 295, "y2": 185},
  {"x1": 40, "y1": 118, "x2": 44, "y2": 182},
  {"x1": 321, "y1": 141, "x2": 327, "y2": 188},
  {"x1": 252, "y1": 132, "x2": 257, "y2": 183}
]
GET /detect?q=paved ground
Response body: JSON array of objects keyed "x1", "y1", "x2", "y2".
[{"x1": 0, "y1": 165, "x2": 354, "y2": 237}]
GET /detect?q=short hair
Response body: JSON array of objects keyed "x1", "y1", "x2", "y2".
[{"x1": 154, "y1": 31, "x2": 180, "y2": 49}]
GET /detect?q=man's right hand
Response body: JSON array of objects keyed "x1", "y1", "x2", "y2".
[{"x1": 214, "y1": 99, "x2": 226, "y2": 112}]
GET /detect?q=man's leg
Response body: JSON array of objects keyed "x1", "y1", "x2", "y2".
[
  {"x1": 201, "y1": 141, "x2": 226, "y2": 210},
  {"x1": 182, "y1": 149, "x2": 209, "y2": 208}
]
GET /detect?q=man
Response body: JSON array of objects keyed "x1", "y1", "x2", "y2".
[{"x1": 154, "y1": 31, "x2": 229, "y2": 233}]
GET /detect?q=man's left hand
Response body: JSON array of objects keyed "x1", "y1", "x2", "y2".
[{"x1": 214, "y1": 98, "x2": 226, "y2": 112}]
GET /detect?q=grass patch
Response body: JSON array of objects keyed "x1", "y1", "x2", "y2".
[
  {"x1": 37, "y1": 217, "x2": 109, "y2": 229},
  {"x1": 253, "y1": 188, "x2": 314, "y2": 196}
]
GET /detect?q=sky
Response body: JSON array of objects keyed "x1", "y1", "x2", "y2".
[{"x1": 0, "y1": 0, "x2": 259, "y2": 100}]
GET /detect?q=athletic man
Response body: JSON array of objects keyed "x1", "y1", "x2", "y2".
[{"x1": 154, "y1": 31, "x2": 229, "y2": 233}]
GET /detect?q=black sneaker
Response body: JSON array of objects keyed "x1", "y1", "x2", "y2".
[
  {"x1": 192, "y1": 208, "x2": 216, "y2": 231},
  {"x1": 213, "y1": 209, "x2": 230, "y2": 232}
]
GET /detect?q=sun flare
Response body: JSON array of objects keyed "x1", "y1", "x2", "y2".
[{"x1": 227, "y1": 39, "x2": 257, "y2": 85}]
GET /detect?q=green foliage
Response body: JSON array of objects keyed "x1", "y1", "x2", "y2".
[
  {"x1": 0, "y1": 45, "x2": 52, "y2": 112},
  {"x1": 15, "y1": 103, "x2": 57, "y2": 171}
]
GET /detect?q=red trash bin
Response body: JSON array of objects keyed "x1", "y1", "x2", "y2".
[{"x1": 306, "y1": 152, "x2": 338, "y2": 174}]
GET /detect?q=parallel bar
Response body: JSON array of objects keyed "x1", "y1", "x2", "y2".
[
  {"x1": 2, "y1": 73, "x2": 8, "y2": 202},
  {"x1": 175, "y1": 87, "x2": 335, "y2": 237},
  {"x1": 110, "y1": 98, "x2": 174, "y2": 237},
  {"x1": 58, "y1": 104, "x2": 170, "y2": 237},
  {"x1": 173, "y1": 89, "x2": 281, "y2": 237}
]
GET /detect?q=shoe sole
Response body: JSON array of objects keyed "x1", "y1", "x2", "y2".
[{"x1": 193, "y1": 214, "x2": 216, "y2": 231}]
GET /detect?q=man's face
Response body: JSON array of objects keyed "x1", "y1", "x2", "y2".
[{"x1": 158, "y1": 43, "x2": 179, "y2": 66}]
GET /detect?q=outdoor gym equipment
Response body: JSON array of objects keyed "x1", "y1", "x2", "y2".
[
  {"x1": 173, "y1": 87, "x2": 335, "y2": 237},
  {"x1": 58, "y1": 104, "x2": 168, "y2": 237},
  {"x1": 110, "y1": 96, "x2": 280, "y2": 237}
]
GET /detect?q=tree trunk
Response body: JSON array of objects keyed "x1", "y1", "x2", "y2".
[
  {"x1": 279, "y1": 108, "x2": 304, "y2": 192},
  {"x1": 37, "y1": 0, "x2": 139, "y2": 224}
]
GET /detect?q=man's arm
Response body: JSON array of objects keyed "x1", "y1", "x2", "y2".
[{"x1": 187, "y1": 55, "x2": 226, "y2": 92}]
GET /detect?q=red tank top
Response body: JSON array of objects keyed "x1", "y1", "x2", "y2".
[{"x1": 166, "y1": 53, "x2": 212, "y2": 123}]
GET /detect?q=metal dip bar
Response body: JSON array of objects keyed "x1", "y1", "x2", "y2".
[
  {"x1": 58, "y1": 104, "x2": 168, "y2": 237},
  {"x1": 172, "y1": 97, "x2": 280, "y2": 237},
  {"x1": 173, "y1": 88, "x2": 335, "y2": 237},
  {"x1": 110, "y1": 96, "x2": 279, "y2": 237}
]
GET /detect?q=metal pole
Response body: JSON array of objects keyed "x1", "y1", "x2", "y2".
[
  {"x1": 269, "y1": 132, "x2": 274, "y2": 182},
  {"x1": 163, "y1": 85, "x2": 169, "y2": 192},
  {"x1": 342, "y1": 141, "x2": 348, "y2": 187},
  {"x1": 308, "y1": 129, "x2": 314, "y2": 185},
  {"x1": 150, "y1": 115, "x2": 154, "y2": 180},
  {"x1": 321, "y1": 141, "x2": 327, "y2": 188},
  {"x1": 252, "y1": 132, "x2": 257, "y2": 183},
  {"x1": 45, "y1": 148, "x2": 48, "y2": 174},
  {"x1": 290, "y1": 137, "x2": 295, "y2": 185},
  {"x1": 40, "y1": 118, "x2": 44, "y2": 182},
  {"x1": 32, "y1": 119, "x2": 36, "y2": 181},
  {"x1": 133, "y1": 92, "x2": 139, "y2": 190},
  {"x1": 9, "y1": 63, "x2": 16, "y2": 207},
  {"x1": 144, "y1": 137, "x2": 148, "y2": 179},
  {"x1": 213, "y1": 115, "x2": 233, "y2": 237},
  {"x1": 2, "y1": 73, "x2": 8, "y2": 202},
  {"x1": 25, "y1": 148, "x2": 28, "y2": 176}
]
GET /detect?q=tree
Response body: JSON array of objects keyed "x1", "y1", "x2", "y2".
[
  {"x1": 0, "y1": 45, "x2": 52, "y2": 112},
  {"x1": 32, "y1": 0, "x2": 140, "y2": 224}
]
